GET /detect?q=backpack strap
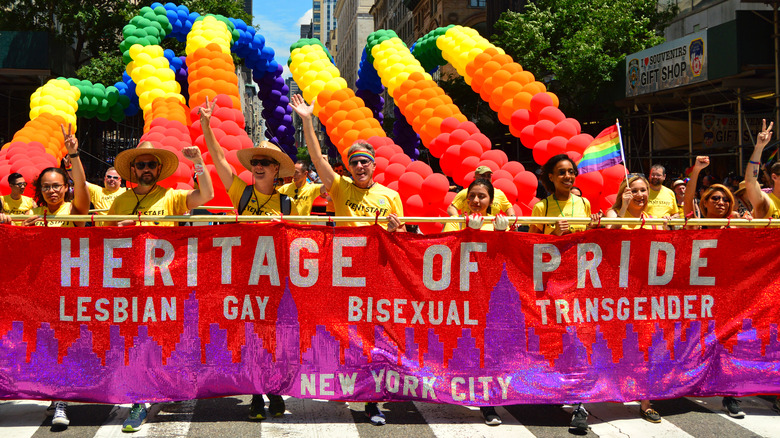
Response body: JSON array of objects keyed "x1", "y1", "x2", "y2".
[
  {"x1": 280, "y1": 194, "x2": 291, "y2": 215},
  {"x1": 237, "y1": 185, "x2": 253, "y2": 215}
]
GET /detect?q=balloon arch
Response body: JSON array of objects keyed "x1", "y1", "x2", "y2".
[{"x1": 0, "y1": 3, "x2": 624, "y2": 225}]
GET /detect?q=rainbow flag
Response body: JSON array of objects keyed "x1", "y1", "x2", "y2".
[{"x1": 578, "y1": 124, "x2": 622, "y2": 174}]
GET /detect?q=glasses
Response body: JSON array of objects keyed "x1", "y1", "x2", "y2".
[
  {"x1": 709, "y1": 195, "x2": 730, "y2": 203},
  {"x1": 627, "y1": 173, "x2": 646, "y2": 178},
  {"x1": 133, "y1": 161, "x2": 159, "y2": 170},
  {"x1": 105, "y1": 175, "x2": 120, "y2": 180},
  {"x1": 41, "y1": 184, "x2": 65, "y2": 192},
  {"x1": 349, "y1": 158, "x2": 372, "y2": 167},
  {"x1": 250, "y1": 158, "x2": 277, "y2": 167},
  {"x1": 12, "y1": 182, "x2": 27, "y2": 188},
  {"x1": 556, "y1": 169, "x2": 576, "y2": 176}
]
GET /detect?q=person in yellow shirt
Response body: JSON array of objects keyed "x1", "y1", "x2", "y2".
[
  {"x1": 443, "y1": 179, "x2": 509, "y2": 233},
  {"x1": 277, "y1": 162, "x2": 325, "y2": 217},
  {"x1": 87, "y1": 167, "x2": 126, "y2": 213},
  {"x1": 530, "y1": 154, "x2": 596, "y2": 236},
  {"x1": 446, "y1": 166, "x2": 515, "y2": 217},
  {"x1": 1, "y1": 173, "x2": 37, "y2": 222},
  {"x1": 646, "y1": 164, "x2": 678, "y2": 218},
  {"x1": 107, "y1": 141, "x2": 214, "y2": 228},
  {"x1": 291, "y1": 92, "x2": 403, "y2": 427},
  {"x1": 744, "y1": 119, "x2": 780, "y2": 220},
  {"x1": 672, "y1": 179, "x2": 686, "y2": 216},
  {"x1": 24, "y1": 124, "x2": 89, "y2": 229}
]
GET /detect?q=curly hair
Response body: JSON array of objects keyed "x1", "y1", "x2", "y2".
[
  {"x1": 540, "y1": 154, "x2": 578, "y2": 193},
  {"x1": 33, "y1": 167, "x2": 72, "y2": 206}
]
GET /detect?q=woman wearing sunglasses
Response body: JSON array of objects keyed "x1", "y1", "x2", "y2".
[
  {"x1": 684, "y1": 156, "x2": 742, "y2": 229},
  {"x1": 23, "y1": 124, "x2": 89, "y2": 228},
  {"x1": 200, "y1": 97, "x2": 294, "y2": 221}
]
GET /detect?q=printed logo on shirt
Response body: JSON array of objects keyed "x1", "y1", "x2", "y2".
[{"x1": 344, "y1": 199, "x2": 388, "y2": 216}]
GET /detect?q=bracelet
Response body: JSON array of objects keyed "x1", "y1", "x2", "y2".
[
  {"x1": 68, "y1": 152, "x2": 80, "y2": 158},
  {"x1": 193, "y1": 163, "x2": 205, "y2": 176},
  {"x1": 749, "y1": 160, "x2": 760, "y2": 165},
  {"x1": 64, "y1": 164, "x2": 73, "y2": 171}
]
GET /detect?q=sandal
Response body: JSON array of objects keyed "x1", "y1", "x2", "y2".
[{"x1": 641, "y1": 408, "x2": 662, "y2": 423}]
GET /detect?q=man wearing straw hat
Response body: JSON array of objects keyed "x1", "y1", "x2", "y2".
[
  {"x1": 107, "y1": 142, "x2": 214, "y2": 227},
  {"x1": 199, "y1": 98, "x2": 293, "y2": 421},
  {"x1": 291, "y1": 93, "x2": 403, "y2": 426}
]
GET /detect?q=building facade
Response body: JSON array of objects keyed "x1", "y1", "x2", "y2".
[
  {"x1": 313, "y1": 0, "x2": 338, "y2": 45},
  {"x1": 334, "y1": 0, "x2": 375, "y2": 91}
]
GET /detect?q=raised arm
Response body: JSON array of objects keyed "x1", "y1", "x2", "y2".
[
  {"x1": 199, "y1": 97, "x2": 236, "y2": 190},
  {"x1": 183, "y1": 146, "x2": 215, "y2": 210},
  {"x1": 684, "y1": 156, "x2": 708, "y2": 218},
  {"x1": 60, "y1": 124, "x2": 89, "y2": 215},
  {"x1": 290, "y1": 94, "x2": 336, "y2": 191},
  {"x1": 745, "y1": 119, "x2": 773, "y2": 217}
]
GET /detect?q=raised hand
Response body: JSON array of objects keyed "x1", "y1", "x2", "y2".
[
  {"x1": 60, "y1": 124, "x2": 78, "y2": 155},
  {"x1": 182, "y1": 146, "x2": 204, "y2": 164},
  {"x1": 290, "y1": 94, "x2": 314, "y2": 120},
  {"x1": 755, "y1": 119, "x2": 774, "y2": 150},
  {"x1": 693, "y1": 156, "x2": 710, "y2": 171},
  {"x1": 199, "y1": 96, "x2": 215, "y2": 126}
]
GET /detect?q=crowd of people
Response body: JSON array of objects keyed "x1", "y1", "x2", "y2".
[{"x1": 0, "y1": 95, "x2": 777, "y2": 433}]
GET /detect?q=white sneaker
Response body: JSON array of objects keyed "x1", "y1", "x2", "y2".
[{"x1": 52, "y1": 401, "x2": 69, "y2": 429}]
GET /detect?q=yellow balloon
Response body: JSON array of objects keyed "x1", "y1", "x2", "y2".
[
  {"x1": 129, "y1": 44, "x2": 145, "y2": 60},
  {"x1": 324, "y1": 77, "x2": 346, "y2": 92}
]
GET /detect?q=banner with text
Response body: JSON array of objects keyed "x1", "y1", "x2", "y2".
[{"x1": 0, "y1": 224, "x2": 779, "y2": 405}]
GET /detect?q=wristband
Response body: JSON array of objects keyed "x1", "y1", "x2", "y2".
[
  {"x1": 749, "y1": 160, "x2": 760, "y2": 165},
  {"x1": 193, "y1": 163, "x2": 205, "y2": 176},
  {"x1": 68, "y1": 152, "x2": 80, "y2": 158},
  {"x1": 64, "y1": 164, "x2": 73, "y2": 171}
]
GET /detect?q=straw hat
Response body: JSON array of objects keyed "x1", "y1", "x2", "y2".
[
  {"x1": 734, "y1": 180, "x2": 746, "y2": 196},
  {"x1": 236, "y1": 141, "x2": 295, "y2": 178},
  {"x1": 114, "y1": 141, "x2": 178, "y2": 183},
  {"x1": 672, "y1": 179, "x2": 686, "y2": 189}
]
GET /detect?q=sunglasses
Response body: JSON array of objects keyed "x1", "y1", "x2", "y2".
[
  {"x1": 12, "y1": 182, "x2": 27, "y2": 188},
  {"x1": 133, "y1": 161, "x2": 159, "y2": 170},
  {"x1": 105, "y1": 175, "x2": 120, "y2": 180},
  {"x1": 41, "y1": 184, "x2": 65, "y2": 192},
  {"x1": 349, "y1": 158, "x2": 372, "y2": 167},
  {"x1": 250, "y1": 158, "x2": 278, "y2": 167},
  {"x1": 709, "y1": 195, "x2": 730, "y2": 203}
]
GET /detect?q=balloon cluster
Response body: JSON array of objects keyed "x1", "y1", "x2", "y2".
[
  {"x1": 391, "y1": 105, "x2": 421, "y2": 160},
  {"x1": 29, "y1": 79, "x2": 80, "y2": 131},
  {"x1": 126, "y1": 44, "x2": 184, "y2": 129},
  {"x1": 163, "y1": 50, "x2": 189, "y2": 99},
  {"x1": 255, "y1": 65, "x2": 296, "y2": 156},
  {"x1": 367, "y1": 31, "x2": 430, "y2": 97},
  {"x1": 230, "y1": 18, "x2": 279, "y2": 76},
  {"x1": 435, "y1": 26, "x2": 494, "y2": 79},
  {"x1": 136, "y1": 98, "x2": 193, "y2": 190},
  {"x1": 115, "y1": 72, "x2": 141, "y2": 117},
  {"x1": 66, "y1": 78, "x2": 130, "y2": 123},
  {"x1": 411, "y1": 25, "x2": 452, "y2": 72},
  {"x1": 356, "y1": 48, "x2": 384, "y2": 94},
  {"x1": 155, "y1": 2, "x2": 196, "y2": 42},
  {"x1": 185, "y1": 15, "x2": 234, "y2": 57},
  {"x1": 186, "y1": 43, "x2": 240, "y2": 109},
  {"x1": 0, "y1": 133, "x2": 60, "y2": 197},
  {"x1": 288, "y1": 39, "x2": 346, "y2": 104},
  {"x1": 120, "y1": 5, "x2": 172, "y2": 64}
]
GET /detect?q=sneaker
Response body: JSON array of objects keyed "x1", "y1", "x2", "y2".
[
  {"x1": 365, "y1": 402, "x2": 386, "y2": 426},
  {"x1": 268, "y1": 394, "x2": 285, "y2": 417},
  {"x1": 641, "y1": 408, "x2": 662, "y2": 423},
  {"x1": 722, "y1": 397, "x2": 745, "y2": 418},
  {"x1": 248, "y1": 395, "x2": 266, "y2": 420},
  {"x1": 570, "y1": 404, "x2": 589, "y2": 432},
  {"x1": 773, "y1": 396, "x2": 780, "y2": 414},
  {"x1": 46, "y1": 401, "x2": 56, "y2": 417},
  {"x1": 51, "y1": 401, "x2": 69, "y2": 430},
  {"x1": 480, "y1": 406, "x2": 502, "y2": 426},
  {"x1": 122, "y1": 404, "x2": 148, "y2": 433}
]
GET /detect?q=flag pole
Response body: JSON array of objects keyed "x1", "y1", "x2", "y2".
[{"x1": 616, "y1": 118, "x2": 629, "y2": 180}]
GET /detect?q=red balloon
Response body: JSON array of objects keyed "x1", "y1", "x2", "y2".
[
  {"x1": 440, "y1": 117, "x2": 460, "y2": 134},
  {"x1": 515, "y1": 202, "x2": 531, "y2": 216},
  {"x1": 429, "y1": 133, "x2": 450, "y2": 158},
  {"x1": 566, "y1": 133, "x2": 595, "y2": 155},
  {"x1": 538, "y1": 106, "x2": 565, "y2": 124},
  {"x1": 374, "y1": 156, "x2": 389, "y2": 174},
  {"x1": 601, "y1": 164, "x2": 627, "y2": 197},
  {"x1": 418, "y1": 222, "x2": 443, "y2": 235},
  {"x1": 0, "y1": 178, "x2": 10, "y2": 196},
  {"x1": 513, "y1": 171, "x2": 538, "y2": 204},
  {"x1": 547, "y1": 136, "x2": 568, "y2": 157},
  {"x1": 533, "y1": 119, "x2": 556, "y2": 142},
  {"x1": 492, "y1": 169, "x2": 513, "y2": 182},
  {"x1": 386, "y1": 180, "x2": 399, "y2": 193},
  {"x1": 601, "y1": 193, "x2": 618, "y2": 212},
  {"x1": 449, "y1": 129, "x2": 470, "y2": 145},
  {"x1": 455, "y1": 156, "x2": 480, "y2": 187},
  {"x1": 565, "y1": 151, "x2": 582, "y2": 163},
  {"x1": 530, "y1": 92, "x2": 554, "y2": 114},
  {"x1": 389, "y1": 153, "x2": 412, "y2": 167},
  {"x1": 510, "y1": 109, "x2": 533, "y2": 134},
  {"x1": 376, "y1": 145, "x2": 395, "y2": 160},
  {"x1": 477, "y1": 159, "x2": 499, "y2": 173},
  {"x1": 519, "y1": 125, "x2": 536, "y2": 149},
  {"x1": 398, "y1": 172, "x2": 424, "y2": 201},
  {"x1": 421, "y1": 173, "x2": 450, "y2": 204},
  {"x1": 481, "y1": 149, "x2": 508, "y2": 167},
  {"x1": 575, "y1": 171, "x2": 604, "y2": 199},
  {"x1": 493, "y1": 177, "x2": 518, "y2": 204},
  {"x1": 373, "y1": 173, "x2": 385, "y2": 185},
  {"x1": 383, "y1": 163, "x2": 406, "y2": 183},
  {"x1": 459, "y1": 140, "x2": 483, "y2": 159},
  {"x1": 532, "y1": 140, "x2": 550, "y2": 165},
  {"x1": 407, "y1": 161, "x2": 433, "y2": 179},
  {"x1": 553, "y1": 120, "x2": 578, "y2": 139},
  {"x1": 238, "y1": 170, "x2": 253, "y2": 185},
  {"x1": 460, "y1": 121, "x2": 479, "y2": 135},
  {"x1": 564, "y1": 117, "x2": 581, "y2": 134},
  {"x1": 471, "y1": 133, "x2": 492, "y2": 152},
  {"x1": 501, "y1": 161, "x2": 525, "y2": 176},
  {"x1": 440, "y1": 145, "x2": 461, "y2": 176},
  {"x1": 404, "y1": 194, "x2": 425, "y2": 218}
]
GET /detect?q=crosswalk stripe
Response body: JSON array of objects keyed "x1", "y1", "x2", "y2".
[
  {"x1": 413, "y1": 402, "x2": 536, "y2": 438},
  {"x1": 147, "y1": 400, "x2": 196, "y2": 438},
  {"x1": 0, "y1": 400, "x2": 48, "y2": 438},
  {"x1": 92, "y1": 404, "x2": 141, "y2": 438},
  {"x1": 260, "y1": 396, "x2": 361, "y2": 438},
  {"x1": 586, "y1": 401, "x2": 695, "y2": 438},
  {"x1": 687, "y1": 396, "x2": 780, "y2": 437}
]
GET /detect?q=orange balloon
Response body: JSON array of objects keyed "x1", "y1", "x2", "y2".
[
  {"x1": 512, "y1": 91, "x2": 533, "y2": 111},
  {"x1": 342, "y1": 129, "x2": 360, "y2": 147},
  {"x1": 330, "y1": 110, "x2": 348, "y2": 126},
  {"x1": 339, "y1": 99, "x2": 358, "y2": 112},
  {"x1": 358, "y1": 128, "x2": 377, "y2": 141},
  {"x1": 407, "y1": 71, "x2": 426, "y2": 82},
  {"x1": 396, "y1": 78, "x2": 417, "y2": 96},
  {"x1": 353, "y1": 119, "x2": 372, "y2": 131},
  {"x1": 331, "y1": 88, "x2": 353, "y2": 102},
  {"x1": 548, "y1": 91, "x2": 560, "y2": 108},
  {"x1": 433, "y1": 105, "x2": 454, "y2": 119},
  {"x1": 345, "y1": 108, "x2": 364, "y2": 121},
  {"x1": 493, "y1": 54, "x2": 513, "y2": 65},
  {"x1": 358, "y1": 107, "x2": 373, "y2": 119}
]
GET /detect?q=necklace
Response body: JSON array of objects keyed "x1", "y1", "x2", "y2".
[
  {"x1": 251, "y1": 186, "x2": 275, "y2": 214},
  {"x1": 552, "y1": 193, "x2": 575, "y2": 217},
  {"x1": 131, "y1": 184, "x2": 157, "y2": 214}
]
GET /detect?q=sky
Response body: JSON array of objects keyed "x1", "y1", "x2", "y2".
[{"x1": 252, "y1": 1, "x2": 313, "y2": 78}]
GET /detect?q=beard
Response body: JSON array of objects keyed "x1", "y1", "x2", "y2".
[{"x1": 137, "y1": 172, "x2": 158, "y2": 186}]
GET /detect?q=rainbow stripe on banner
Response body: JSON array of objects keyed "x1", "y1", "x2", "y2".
[{"x1": 578, "y1": 124, "x2": 622, "y2": 174}]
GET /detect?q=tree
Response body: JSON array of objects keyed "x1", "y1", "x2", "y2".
[{"x1": 491, "y1": 0, "x2": 677, "y2": 121}]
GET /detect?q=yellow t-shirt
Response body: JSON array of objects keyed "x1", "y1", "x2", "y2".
[
  {"x1": 451, "y1": 187, "x2": 513, "y2": 214},
  {"x1": 87, "y1": 182, "x2": 126, "y2": 213},
  {"x1": 762, "y1": 192, "x2": 780, "y2": 219},
  {"x1": 1, "y1": 194, "x2": 36, "y2": 224},
  {"x1": 329, "y1": 174, "x2": 404, "y2": 229},
  {"x1": 531, "y1": 194, "x2": 591, "y2": 234},
  {"x1": 108, "y1": 185, "x2": 189, "y2": 226},
  {"x1": 443, "y1": 218, "x2": 495, "y2": 232},
  {"x1": 615, "y1": 210, "x2": 663, "y2": 230},
  {"x1": 227, "y1": 175, "x2": 283, "y2": 216},
  {"x1": 646, "y1": 186, "x2": 678, "y2": 218},
  {"x1": 278, "y1": 181, "x2": 323, "y2": 216},
  {"x1": 31, "y1": 202, "x2": 76, "y2": 227}
]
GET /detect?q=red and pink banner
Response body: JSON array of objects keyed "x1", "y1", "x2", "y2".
[{"x1": 0, "y1": 224, "x2": 779, "y2": 404}]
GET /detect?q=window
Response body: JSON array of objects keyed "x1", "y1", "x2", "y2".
[
  {"x1": 314, "y1": 13, "x2": 320, "y2": 22},
  {"x1": 469, "y1": 0, "x2": 485, "y2": 7}
]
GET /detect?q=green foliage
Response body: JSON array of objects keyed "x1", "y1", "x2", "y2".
[
  {"x1": 491, "y1": 0, "x2": 677, "y2": 120},
  {"x1": 182, "y1": 0, "x2": 252, "y2": 25},
  {"x1": 75, "y1": 53, "x2": 128, "y2": 87},
  {"x1": 297, "y1": 145, "x2": 310, "y2": 163}
]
